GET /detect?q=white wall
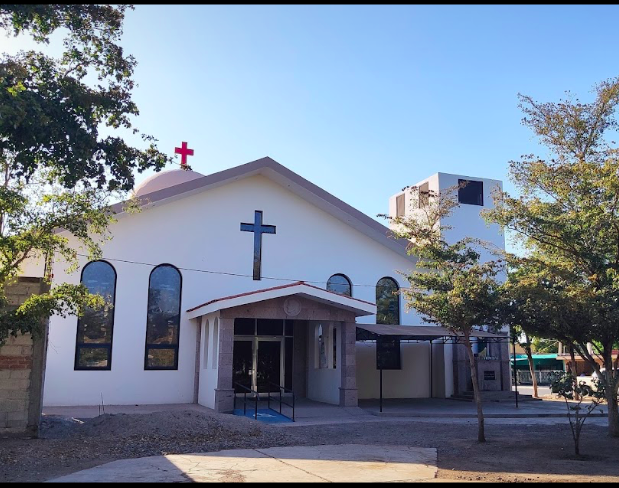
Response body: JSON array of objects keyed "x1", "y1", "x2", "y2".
[
  {"x1": 306, "y1": 321, "x2": 340, "y2": 405},
  {"x1": 18, "y1": 253, "x2": 46, "y2": 278},
  {"x1": 390, "y1": 172, "x2": 504, "y2": 264},
  {"x1": 388, "y1": 173, "x2": 440, "y2": 234},
  {"x1": 43, "y1": 173, "x2": 444, "y2": 406},
  {"x1": 197, "y1": 313, "x2": 219, "y2": 409},
  {"x1": 437, "y1": 172, "x2": 505, "y2": 264},
  {"x1": 356, "y1": 341, "x2": 431, "y2": 399}
]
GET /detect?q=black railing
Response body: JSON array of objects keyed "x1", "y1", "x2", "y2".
[
  {"x1": 266, "y1": 382, "x2": 295, "y2": 422},
  {"x1": 233, "y1": 382, "x2": 259, "y2": 420}
]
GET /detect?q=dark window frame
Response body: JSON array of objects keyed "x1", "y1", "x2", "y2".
[
  {"x1": 418, "y1": 182, "x2": 430, "y2": 208},
  {"x1": 326, "y1": 273, "x2": 353, "y2": 297},
  {"x1": 458, "y1": 179, "x2": 484, "y2": 206},
  {"x1": 74, "y1": 260, "x2": 117, "y2": 371},
  {"x1": 376, "y1": 277, "x2": 400, "y2": 325},
  {"x1": 484, "y1": 370, "x2": 496, "y2": 381},
  {"x1": 376, "y1": 337, "x2": 401, "y2": 370},
  {"x1": 233, "y1": 318, "x2": 293, "y2": 338},
  {"x1": 144, "y1": 263, "x2": 183, "y2": 371}
]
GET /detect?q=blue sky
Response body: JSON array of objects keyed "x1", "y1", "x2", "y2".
[{"x1": 3, "y1": 5, "x2": 619, "y2": 249}]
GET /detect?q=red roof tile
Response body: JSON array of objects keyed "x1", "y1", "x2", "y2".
[{"x1": 186, "y1": 281, "x2": 375, "y2": 313}]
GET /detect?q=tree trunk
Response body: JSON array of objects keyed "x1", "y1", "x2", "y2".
[
  {"x1": 524, "y1": 336, "x2": 538, "y2": 398},
  {"x1": 463, "y1": 332, "x2": 485, "y2": 442},
  {"x1": 573, "y1": 421, "x2": 581, "y2": 456},
  {"x1": 576, "y1": 343, "x2": 619, "y2": 438},
  {"x1": 605, "y1": 388, "x2": 619, "y2": 438},
  {"x1": 569, "y1": 346, "x2": 579, "y2": 401},
  {"x1": 603, "y1": 357, "x2": 619, "y2": 438}
]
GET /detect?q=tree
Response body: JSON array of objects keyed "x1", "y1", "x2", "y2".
[
  {"x1": 531, "y1": 337, "x2": 558, "y2": 354},
  {"x1": 552, "y1": 373, "x2": 605, "y2": 457},
  {"x1": 485, "y1": 76, "x2": 619, "y2": 436},
  {"x1": 500, "y1": 260, "x2": 562, "y2": 398},
  {"x1": 382, "y1": 184, "x2": 504, "y2": 442},
  {"x1": 0, "y1": 5, "x2": 172, "y2": 342}
]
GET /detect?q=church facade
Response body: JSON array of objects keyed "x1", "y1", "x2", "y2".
[{"x1": 34, "y1": 157, "x2": 509, "y2": 411}]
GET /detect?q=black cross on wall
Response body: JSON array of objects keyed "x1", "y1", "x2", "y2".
[{"x1": 240, "y1": 210, "x2": 276, "y2": 280}]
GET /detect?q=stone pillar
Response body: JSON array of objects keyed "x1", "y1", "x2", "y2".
[
  {"x1": 193, "y1": 317, "x2": 202, "y2": 404},
  {"x1": 339, "y1": 321, "x2": 358, "y2": 407},
  {"x1": 214, "y1": 317, "x2": 235, "y2": 413}
]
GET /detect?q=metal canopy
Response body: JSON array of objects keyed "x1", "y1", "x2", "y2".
[
  {"x1": 356, "y1": 323, "x2": 510, "y2": 413},
  {"x1": 356, "y1": 323, "x2": 508, "y2": 342}
]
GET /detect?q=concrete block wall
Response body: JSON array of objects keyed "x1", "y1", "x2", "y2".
[{"x1": 0, "y1": 277, "x2": 48, "y2": 436}]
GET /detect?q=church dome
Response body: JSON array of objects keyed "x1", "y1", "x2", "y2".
[{"x1": 133, "y1": 168, "x2": 205, "y2": 197}]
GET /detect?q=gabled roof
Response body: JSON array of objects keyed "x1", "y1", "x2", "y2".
[
  {"x1": 186, "y1": 281, "x2": 376, "y2": 319},
  {"x1": 110, "y1": 157, "x2": 413, "y2": 259}
]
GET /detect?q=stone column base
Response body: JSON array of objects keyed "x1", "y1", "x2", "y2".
[
  {"x1": 214, "y1": 388, "x2": 235, "y2": 413},
  {"x1": 339, "y1": 387, "x2": 358, "y2": 407}
]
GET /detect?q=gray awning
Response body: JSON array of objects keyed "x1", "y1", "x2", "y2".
[{"x1": 356, "y1": 324, "x2": 507, "y2": 342}]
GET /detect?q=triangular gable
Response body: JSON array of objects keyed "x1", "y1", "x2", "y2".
[
  {"x1": 186, "y1": 281, "x2": 376, "y2": 319},
  {"x1": 110, "y1": 157, "x2": 413, "y2": 259}
]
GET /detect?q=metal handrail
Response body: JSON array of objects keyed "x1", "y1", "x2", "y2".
[
  {"x1": 266, "y1": 381, "x2": 295, "y2": 422},
  {"x1": 233, "y1": 382, "x2": 259, "y2": 420}
]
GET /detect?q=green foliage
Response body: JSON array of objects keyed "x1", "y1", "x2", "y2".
[
  {"x1": 0, "y1": 282, "x2": 105, "y2": 343},
  {"x1": 484, "y1": 76, "x2": 619, "y2": 436},
  {"x1": 531, "y1": 337, "x2": 558, "y2": 354},
  {"x1": 385, "y1": 184, "x2": 504, "y2": 337},
  {"x1": 551, "y1": 373, "x2": 605, "y2": 456},
  {"x1": 382, "y1": 184, "x2": 505, "y2": 443},
  {"x1": 0, "y1": 5, "x2": 170, "y2": 342},
  {"x1": 0, "y1": 5, "x2": 172, "y2": 190},
  {"x1": 552, "y1": 373, "x2": 605, "y2": 400},
  {"x1": 0, "y1": 168, "x2": 118, "y2": 343}
]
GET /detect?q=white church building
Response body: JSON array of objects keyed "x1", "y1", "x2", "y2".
[{"x1": 34, "y1": 157, "x2": 510, "y2": 412}]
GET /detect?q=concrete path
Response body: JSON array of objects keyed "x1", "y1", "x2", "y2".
[
  {"x1": 47, "y1": 444, "x2": 437, "y2": 483},
  {"x1": 43, "y1": 396, "x2": 608, "y2": 430},
  {"x1": 358, "y1": 398, "x2": 607, "y2": 419},
  {"x1": 514, "y1": 385, "x2": 552, "y2": 397}
]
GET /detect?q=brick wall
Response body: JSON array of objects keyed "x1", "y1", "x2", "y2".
[{"x1": 0, "y1": 277, "x2": 49, "y2": 437}]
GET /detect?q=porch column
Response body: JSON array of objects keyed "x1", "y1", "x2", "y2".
[
  {"x1": 214, "y1": 317, "x2": 235, "y2": 413},
  {"x1": 339, "y1": 321, "x2": 358, "y2": 407}
]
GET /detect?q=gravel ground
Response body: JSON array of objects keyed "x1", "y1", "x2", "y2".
[{"x1": 2, "y1": 409, "x2": 619, "y2": 483}]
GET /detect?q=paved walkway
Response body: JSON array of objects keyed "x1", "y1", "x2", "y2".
[
  {"x1": 514, "y1": 385, "x2": 553, "y2": 397},
  {"x1": 43, "y1": 396, "x2": 607, "y2": 429},
  {"x1": 358, "y1": 398, "x2": 607, "y2": 419},
  {"x1": 47, "y1": 444, "x2": 438, "y2": 483}
]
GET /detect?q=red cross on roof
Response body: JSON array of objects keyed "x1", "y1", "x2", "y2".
[{"x1": 174, "y1": 141, "x2": 194, "y2": 166}]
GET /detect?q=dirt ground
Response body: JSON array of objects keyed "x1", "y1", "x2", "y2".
[{"x1": 1, "y1": 410, "x2": 619, "y2": 483}]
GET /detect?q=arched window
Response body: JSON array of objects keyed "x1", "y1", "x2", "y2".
[
  {"x1": 144, "y1": 264, "x2": 182, "y2": 370},
  {"x1": 326, "y1": 273, "x2": 352, "y2": 297},
  {"x1": 376, "y1": 277, "x2": 400, "y2": 325},
  {"x1": 75, "y1": 261, "x2": 117, "y2": 370}
]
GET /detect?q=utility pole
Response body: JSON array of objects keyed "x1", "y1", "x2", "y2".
[{"x1": 511, "y1": 326, "x2": 519, "y2": 408}]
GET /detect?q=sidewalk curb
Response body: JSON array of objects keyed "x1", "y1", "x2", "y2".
[{"x1": 367, "y1": 412, "x2": 607, "y2": 418}]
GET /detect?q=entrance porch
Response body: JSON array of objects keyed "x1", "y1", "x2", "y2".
[{"x1": 185, "y1": 282, "x2": 376, "y2": 413}]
